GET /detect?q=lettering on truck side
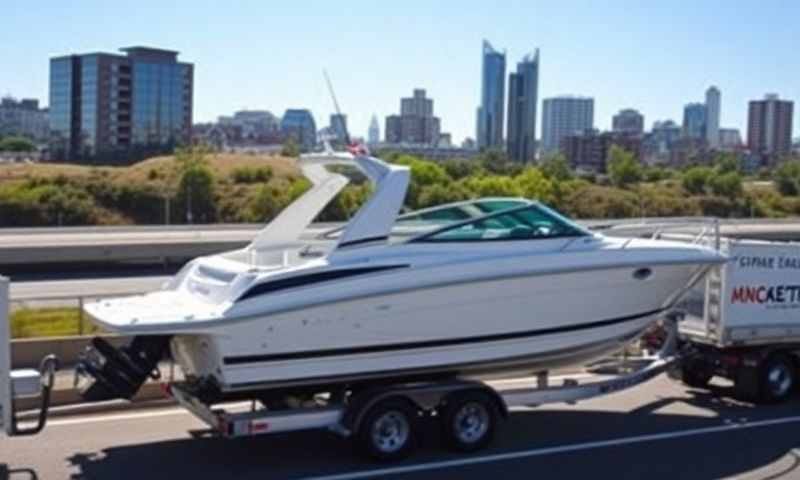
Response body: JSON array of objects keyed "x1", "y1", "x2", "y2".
[{"x1": 731, "y1": 285, "x2": 800, "y2": 307}]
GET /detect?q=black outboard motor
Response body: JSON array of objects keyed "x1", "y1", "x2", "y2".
[{"x1": 75, "y1": 336, "x2": 171, "y2": 402}]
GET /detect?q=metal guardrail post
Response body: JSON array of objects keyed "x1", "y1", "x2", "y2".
[
  {"x1": 1, "y1": 276, "x2": 12, "y2": 434},
  {"x1": 78, "y1": 297, "x2": 84, "y2": 336}
]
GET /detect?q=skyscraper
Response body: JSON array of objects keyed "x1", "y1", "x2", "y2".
[
  {"x1": 49, "y1": 46, "x2": 193, "y2": 163},
  {"x1": 705, "y1": 86, "x2": 721, "y2": 148},
  {"x1": 612, "y1": 109, "x2": 644, "y2": 135},
  {"x1": 368, "y1": 115, "x2": 380, "y2": 145},
  {"x1": 385, "y1": 89, "x2": 441, "y2": 144},
  {"x1": 476, "y1": 40, "x2": 506, "y2": 150},
  {"x1": 682, "y1": 103, "x2": 706, "y2": 139},
  {"x1": 506, "y1": 49, "x2": 540, "y2": 162},
  {"x1": 280, "y1": 109, "x2": 317, "y2": 151},
  {"x1": 541, "y1": 96, "x2": 594, "y2": 153},
  {"x1": 329, "y1": 113, "x2": 348, "y2": 143},
  {"x1": 748, "y1": 94, "x2": 794, "y2": 162}
]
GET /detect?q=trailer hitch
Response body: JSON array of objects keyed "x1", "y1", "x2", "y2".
[{"x1": 10, "y1": 354, "x2": 59, "y2": 436}]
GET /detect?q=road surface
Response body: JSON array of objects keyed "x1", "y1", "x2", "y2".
[{"x1": 4, "y1": 375, "x2": 800, "y2": 479}]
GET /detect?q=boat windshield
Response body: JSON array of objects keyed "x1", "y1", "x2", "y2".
[
  {"x1": 410, "y1": 203, "x2": 590, "y2": 242},
  {"x1": 322, "y1": 198, "x2": 531, "y2": 241}
]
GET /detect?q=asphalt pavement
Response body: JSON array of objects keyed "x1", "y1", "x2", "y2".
[{"x1": 4, "y1": 375, "x2": 800, "y2": 480}]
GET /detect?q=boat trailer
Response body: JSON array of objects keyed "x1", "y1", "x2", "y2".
[{"x1": 163, "y1": 319, "x2": 681, "y2": 460}]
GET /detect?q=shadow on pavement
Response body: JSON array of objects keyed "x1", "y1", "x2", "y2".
[
  {"x1": 63, "y1": 388, "x2": 800, "y2": 480},
  {"x1": 0, "y1": 464, "x2": 38, "y2": 480}
]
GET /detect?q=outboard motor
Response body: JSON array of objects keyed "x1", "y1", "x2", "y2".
[{"x1": 75, "y1": 336, "x2": 171, "y2": 402}]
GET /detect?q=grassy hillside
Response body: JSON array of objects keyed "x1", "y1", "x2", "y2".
[{"x1": 0, "y1": 151, "x2": 305, "y2": 226}]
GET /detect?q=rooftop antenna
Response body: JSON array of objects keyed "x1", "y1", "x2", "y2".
[{"x1": 323, "y1": 70, "x2": 352, "y2": 147}]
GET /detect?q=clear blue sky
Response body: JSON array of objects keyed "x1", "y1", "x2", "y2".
[{"x1": 2, "y1": 1, "x2": 798, "y2": 143}]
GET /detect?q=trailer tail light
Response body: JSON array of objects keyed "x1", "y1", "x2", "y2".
[
  {"x1": 160, "y1": 382, "x2": 173, "y2": 397},
  {"x1": 249, "y1": 420, "x2": 270, "y2": 434},
  {"x1": 722, "y1": 355, "x2": 740, "y2": 367}
]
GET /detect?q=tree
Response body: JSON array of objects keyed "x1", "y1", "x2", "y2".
[
  {"x1": 281, "y1": 137, "x2": 300, "y2": 157},
  {"x1": 774, "y1": 160, "x2": 800, "y2": 196},
  {"x1": 709, "y1": 171, "x2": 743, "y2": 198},
  {"x1": 514, "y1": 167, "x2": 554, "y2": 203},
  {"x1": 417, "y1": 182, "x2": 471, "y2": 208},
  {"x1": 441, "y1": 158, "x2": 482, "y2": 180},
  {"x1": 714, "y1": 152, "x2": 740, "y2": 174},
  {"x1": 464, "y1": 175, "x2": 521, "y2": 197},
  {"x1": 681, "y1": 166, "x2": 714, "y2": 195},
  {"x1": 477, "y1": 148, "x2": 520, "y2": 175},
  {"x1": 539, "y1": 152, "x2": 573, "y2": 181},
  {"x1": 607, "y1": 145, "x2": 642, "y2": 188},
  {"x1": 643, "y1": 166, "x2": 674, "y2": 183},
  {"x1": 0, "y1": 136, "x2": 36, "y2": 152},
  {"x1": 176, "y1": 163, "x2": 216, "y2": 223}
]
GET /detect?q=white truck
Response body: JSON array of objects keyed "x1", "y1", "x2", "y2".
[{"x1": 673, "y1": 237, "x2": 800, "y2": 403}]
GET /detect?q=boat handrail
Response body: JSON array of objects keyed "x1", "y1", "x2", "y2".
[{"x1": 594, "y1": 217, "x2": 722, "y2": 251}]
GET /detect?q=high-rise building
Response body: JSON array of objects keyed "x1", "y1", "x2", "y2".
[
  {"x1": 561, "y1": 131, "x2": 643, "y2": 173},
  {"x1": 0, "y1": 97, "x2": 49, "y2": 142},
  {"x1": 280, "y1": 109, "x2": 317, "y2": 151},
  {"x1": 747, "y1": 94, "x2": 794, "y2": 162},
  {"x1": 476, "y1": 40, "x2": 506, "y2": 150},
  {"x1": 49, "y1": 46, "x2": 194, "y2": 163},
  {"x1": 682, "y1": 103, "x2": 706, "y2": 140},
  {"x1": 612, "y1": 109, "x2": 644, "y2": 135},
  {"x1": 385, "y1": 89, "x2": 441, "y2": 144},
  {"x1": 368, "y1": 115, "x2": 380, "y2": 145},
  {"x1": 541, "y1": 96, "x2": 594, "y2": 153},
  {"x1": 329, "y1": 113, "x2": 348, "y2": 143},
  {"x1": 642, "y1": 120, "x2": 682, "y2": 165},
  {"x1": 506, "y1": 49, "x2": 540, "y2": 162},
  {"x1": 719, "y1": 128, "x2": 743, "y2": 150},
  {"x1": 705, "y1": 86, "x2": 721, "y2": 148}
]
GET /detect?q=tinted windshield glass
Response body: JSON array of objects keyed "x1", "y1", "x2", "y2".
[{"x1": 414, "y1": 204, "x2": 588, "y2": 242}]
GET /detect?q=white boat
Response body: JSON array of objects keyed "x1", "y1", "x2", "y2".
[{"x1": 77, "y1": 150, "x2": 725, "y2": 402}]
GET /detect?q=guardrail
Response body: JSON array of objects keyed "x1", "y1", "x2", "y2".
[{"x1": 10, "y1": 291, "x2": 143, "y2": 338}]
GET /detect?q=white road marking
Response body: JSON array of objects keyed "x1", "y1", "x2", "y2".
[
  {"x1": 47, "y1": 408, "x2": 190, "y2": 427},
  {"x1": 297, "y1": 415, "x2": 800, "y2": 480},
  {"x1": 45, "y1": 401, "x2": 254, "y2": 427}
]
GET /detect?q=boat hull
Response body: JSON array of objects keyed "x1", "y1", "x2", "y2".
[{"x1": 171, "y1": 262, "x2": 706, "y2": 391}]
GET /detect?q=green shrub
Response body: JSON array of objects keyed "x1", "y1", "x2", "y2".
[{"x1": 231, "y1": 166, "x2": 274, "y2": 184}]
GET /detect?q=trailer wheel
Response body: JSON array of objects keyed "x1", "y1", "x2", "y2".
[
  {"x1": 759, "y1": 355, "x2": 796, "y2": 403},
  {"x1": 681, "y1": 358, "x2": 713, "y2": 389},
  {"x1": 356, "y1": 397, "x2": 419, "y2": 461},
  {"x1": 440, "y1": 391, "x2": 498, "y2": 453}
]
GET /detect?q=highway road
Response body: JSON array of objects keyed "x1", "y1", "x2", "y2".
[{"x1": 4, "y1": 375, "x2": 800, "y2": 479}]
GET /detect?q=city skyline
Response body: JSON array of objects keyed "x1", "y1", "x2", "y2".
[{"x1": 2, "y1": 1, "x2": 800, "y2": 143}]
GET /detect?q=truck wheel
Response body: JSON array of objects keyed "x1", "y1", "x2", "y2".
[
  {"x1": 356, "y1": 397, "x2": 419, "y2": 461},
  {"x1": 440, "y1": 391, "x2": 498, "y2": 453},
  {"x1": 681, "y1": 358, "x2": 713, "y2": 388},
  {"x1": 759, "y1": 355, "x2": 796, "y2": 403}
]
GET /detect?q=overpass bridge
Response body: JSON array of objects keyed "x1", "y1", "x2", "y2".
[{"x1": 2, "y1": 219, "x2": 800, "y2": 268}]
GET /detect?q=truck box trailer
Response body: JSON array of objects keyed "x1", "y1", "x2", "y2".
[{"x1": 674, "y1": 237, "x2": 800, "y2": 402}]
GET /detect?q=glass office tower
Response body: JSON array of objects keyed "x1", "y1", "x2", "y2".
[
  {"x1": 49, "y1": 46, "x2": 193, "y2": 163},
  {"x1": 476, "y1": 40, "x2": 506, "y2": 150}
]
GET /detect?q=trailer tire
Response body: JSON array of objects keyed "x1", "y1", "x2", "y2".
[
  {"x1": 356, "y1": 397, "x2": 419, "y2": 462},
  {"x1": 681, "y1": 358, "x2": 713, "y2": 389},
  {"x1": 758, "y1": 354, "x2": 796, "y2": 404},
  {"x1": 440, "y1": 390, "x2": 498, "y2": 453}
]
